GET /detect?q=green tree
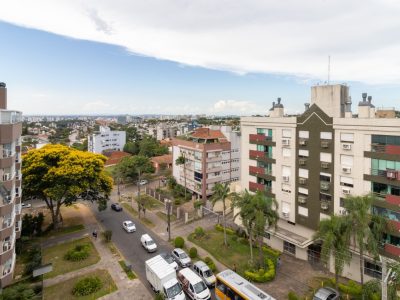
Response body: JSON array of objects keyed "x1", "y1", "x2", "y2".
[
  {"x1": 211, "y1": 183, "x2": 231, "y2": 247},
  {"x1": 0, "y1": 283, "x2": 35, "y2": 300},
  {"x1": 123, "y1": 141, "x2": 140, "y2": 155},
  {"x1": 314, "y1": 215, "x2": 351, "y2": 291},
  {"x1": 22, "y1": 144, "x2": 113, "y2": 229},
  {"x1": 139, "y1": 136, "x2": 168, "y2": 157},
  {"x1": 114, "y1": 155, "x2": 154, "y2": 183},
  {"x1": 344, "y1": 194, "x2": 386, "y2": 299},
  {"x1": 175, "y1": 154, "x2": 187, "y2": 200}
]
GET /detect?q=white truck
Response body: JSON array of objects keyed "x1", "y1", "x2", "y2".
[{"x1": 145, "y1": 255, "x2": 186, "y2": 300}]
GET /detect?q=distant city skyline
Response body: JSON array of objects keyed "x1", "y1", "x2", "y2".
[{"x1": 1, "y1": 1, "x2": 400, "y2": 115}]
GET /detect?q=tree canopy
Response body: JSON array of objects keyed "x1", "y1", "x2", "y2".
[
  {"x1": 113, "y1": 155, "x2": 154, "y2": 182},
  {"x1": 22, "y1": 144, "x2": 113, "y2": 228}
]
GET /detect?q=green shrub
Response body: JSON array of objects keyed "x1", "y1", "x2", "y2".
[
  {"x1": 262, "y1": 246, "x2": 281, "y2": 259},
  {"x1": 154, "y1": 293, "x2": 165, "y2": 300},
  {"x1": 204, "y1": 257, "x2": 217, "y2": 272},
  {"x1": 174, "y1": 199, "x2": 181, "y2": 206},
  {"x1": 174, "y1": 236, "x2": 184, "y2": 248},
  {"x1": 238, "y1": 237, "x2": 249, "y2": 245},
  {"x1": 288, "y1": 291, "x2": 299, "y2": 300},
  {"x1": 64, "y1": 244, "x2": 90, "y2": 261},
  {"x1": 244, "y1": 258, "x2": 275, "y2": 282},
  {"x1": 194, "y1": 227, "x2": 205, "y2": 238},
  {"x1": 338, "y1": 280, "x2": 362, "y2": 296},
  {"x1": 1, "y1": 283, "x2": 35, "y2": 300},
  {"x1": 189, "y1": 247, "x2": 198, "y2": 258},
  {"x1": 231, "y1": 235, "x2": 238, "y2": 241},
  {"x1": 102, "y1": 230, "x2": 112, "y2": 243},
  {"x1": 72, "y1": 276, "x2": 102, "y2": 296},
  {"x1": 215, "y1": 224, "x2": 235, "y2": 235},
  {"x1": 193, "y1": 200, "x2": 202, "y2": 209}
]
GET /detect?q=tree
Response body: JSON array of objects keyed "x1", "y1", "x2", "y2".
[
  {"x1": 1, "y1": 283, "x2": 35, "y2": 300},
  {"x1": 175, "y1": 154, "x2": 187, "y2": 200},
  {"x1": 314, "y1": 215, "x2": 351, "y2": 291},
  {"x1": 139, "y1": 136, "x2": 168, "y2": 157},
  {"x1": 344, "y1": 194, "x2": 386, "y2": 299},
  {"x1": 123, "y1": 141, "x2": 140, "y2": 155},
  {"x1": 211, "y1": 183, "x2": 231, "y2": 247},
  {"x1": 114, "y1": 155, "x2": 154, "y2": 183},
  {"x1": 22, "y1": 144, "x2": 113, "y2": 229}
]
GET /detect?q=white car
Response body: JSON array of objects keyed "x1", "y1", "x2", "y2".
[
  {"x1": 122, "y1": 220, "x2": 136, "y2": 233},
  {"x1": 172, "y1": 248, "x2": 191, "y2": 268},
  {"x1": 21, "y1": 203, "x2": 32, "y2": 209},
  {"x1": 160, "y1": 252, "x2": 179, "y2": 270},
  {"x1": 141, "y1": 234, "x2": 157, "y2": 252},
  {"x1": 138, "y1": 179, "x2": 148, "y2": 186}
]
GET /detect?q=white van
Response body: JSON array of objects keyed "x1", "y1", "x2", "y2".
[
  {"x1": 177, "y1": 268, "x2": 211, "y2": 300},
  {"x1": 140, "y1": 234, "x2": 157, "y2": 252},
  {"x1": 193, "y1": 261, "x2": 216, "y2": 287}
]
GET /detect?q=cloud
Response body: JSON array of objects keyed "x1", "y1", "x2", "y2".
[
  {"x1": 1, "y1": 1, "x2": 400, "y2": 83},
  {"x1": 211, "y1": 100, "x2": 260, "y2": 115}
]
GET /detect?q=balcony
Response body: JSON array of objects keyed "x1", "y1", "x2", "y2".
[
  {"x1": 384, "y1": 243, "x2": 400, "y2": 257},
  {"x1": 299, "y1": 139, "x2": 308, "y2": 146},
  {"x1": 386, "y1": 194, "x2": 400, "y2": 206},
  {"x1": 249, "y1": 166, "x2": 273, "y2": 180},
  {"x1": 249, "y1": 150, "x2": 274, "y2": 163},
  {"x1": 249, "y1": 182, "x2": 272, "y2": 195},
  {"x1": 371, "y1": 144, "x2": 400, "y2": 155},
  {"x1": 249, "y1": 134, "x2": 275, "y2": 146},
  {"x1": 388, "y1": 219, "x2": 400, "y2": 232},
  {"x1": 0, "y1": 111, "x2": 22, "y2": 124},
  {"x1": 368, "y1": 169, "x2": 400, "y2": 185},
  {"x1": 320, "y1": 181, "x2": 330, "y2": 191}
]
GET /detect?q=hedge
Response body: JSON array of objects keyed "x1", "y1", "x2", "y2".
[
  {"x1": 262, "y1": 246, "x2": 281, "y2": 258},
  {"x1": 288, "y1": 291, "x2": 300, "y2": 300},
  {"x1": 72, "y1": 276, "x2": 102, "y2": 296},
  {"x1": 204, "y1": 256, "x2": 217, "y2": 272},
  {"x1": 244, "y1": 258, "x2": 275, "y2": 282},
  {"x1": 338, "y1": 280, "x2": 362, "y2": 296},
  {"x1": 215, "y1": 224, "x2": 235, "y2": 235},
  {"x1": 174, "y1": 236, "x2": 184, "y2": 248},
  {"x1": 64, "y1": 244, "x2": 90, "y2": 262},
  {"x1": 194, "y1": 227, "x2": 205, "y2": 238},
  {"x1": 189, "y1": 247, "x2": 198, "y2": 259}
]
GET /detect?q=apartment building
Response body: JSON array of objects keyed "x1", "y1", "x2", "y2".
[
  {"x1": 88, "y1": 126, "x2": 126, "y2": 154},
  {"x1": 239, "y1": 84, "x2": 400, "y2": 283},
  {"x1": 172, "y1": 126, "x2": 240, "y2": 200},
  {"x1": 0, "y1": 82, "x2": 23, "y2": 287}
]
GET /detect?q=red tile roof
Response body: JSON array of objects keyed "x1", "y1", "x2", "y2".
[
  {"x1": 151, "y1": 154, "x2": 173, "y2": 165},
  {"x1": 104, "y1": 151, "x2": 131, "y2": 166},
  {"x1": 190, "y1": 128, "x2": 226, "y2": 139}
]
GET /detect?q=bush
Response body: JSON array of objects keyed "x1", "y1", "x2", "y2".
[
  {"x1": 194, "y1": 227, "x2": 205, "y2": 238},
  {"x1": 189, "y1": 247, "x2": 198, "y2": 258},
  {"x1": 215, "y1": 224, "x2": 235, "y2": 235},
  {"x1": 231, "y1": 235, "x2": 238, "y2": 241},
  {"x1": 24, "y1": 244, "x2": 42, "y2": 275},
  {"x1": 154, "y1": 292, "x2": 165, "y2": 300},
  {"x1": 262, "y1": 246, "x2": 281, "y2": 259},
  {"x1": 238, "y1": 237, "x2": 249, "y2": 245},
  {"x1": 193, "y1": 200, "x2": 202, "y2": 209},
  {"x1": 64, "y1": 244, "x2": 90, "y2": 261},
  {"x1": 72, "y1": 276, "x2": 102, "y2": 296},
  {"x1": 244, "y1": 258, "x2": 275, "y2": 283},
  {"x1": 288, "y1": 291, "x2": 299, "y2": 300},
  {"x1": 204, "y1": 256, "x2": 217, "y2": 272},
  {"x1": 174, "y1": 236, "x2": 185, "y2": 248},
  {"x1": 103, "y1": 230, "x2": 112, "y2": 243},
  {"x1": 338, "y1": 280, "x2": 362, "y2": 296},
  {"x1": 174, "y1": 199, "x2": 182, "y2": 206},
  {"x1": 1, "y1": 283, "x2": 36, "y2": 300}
]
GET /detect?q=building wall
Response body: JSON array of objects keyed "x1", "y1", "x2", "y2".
[{"x1": 88, "y1": 127, "x2": 126, "y2": 154}]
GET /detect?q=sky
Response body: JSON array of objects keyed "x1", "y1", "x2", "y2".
[{"x1": 0, "y1": 0, "x2": 400, "y2": 116}]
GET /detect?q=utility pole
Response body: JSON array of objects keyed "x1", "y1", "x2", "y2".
[
  {"x1": 381, "y1": 255, "x2": 392, "y2": 300},
  {"x1": 166, "y1": 199, "x2": 172, "y2": 241}
]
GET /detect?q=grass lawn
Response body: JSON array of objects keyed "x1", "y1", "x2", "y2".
[
  {"x1": 156, "y1": 211, "x2": 177, "y2": 222},
  {"x1": 121, "y1": 203, "x2": 155, "y2": 228},
  {"x1": 118, "y1": 260, "x2": 137, "y2": 279},
  {"x1": 188, "y1": 229, "x2": 275, "y2": 276},
  {"x1": 135, "y1": 194, "x2": 163, "y2": 210},
  {"x1": 43, "y1": 269, "x2": 117, "y2": 300},
  {"x1": 43, "y1": 237, "x2": 100, "y2": 279},
  {"x1": 41, "y1": 224, "x2": 85, "y2": 239}
]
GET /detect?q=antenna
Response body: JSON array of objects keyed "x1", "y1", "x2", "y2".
[{"x1": 328, "y1": 55, "x2": 331, "y2": 84}]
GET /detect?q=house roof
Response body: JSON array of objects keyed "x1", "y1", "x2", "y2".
[
  {"x1": 190, "y1": 128, "x2": 226, "y2": 140},
  {"x1": 151, "y1": 154, "x2": 173, "y2": 165},
  {"x1": 104, "y1": 151, "x2": 131, "y2": 166}
]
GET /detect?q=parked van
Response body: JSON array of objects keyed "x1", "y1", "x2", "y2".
[
  {"x1": 140, "y1": 234, "x2": 157, "y2": 252},
  {"x1": 177, "y1": 268, "x2": 211, "y2": 300},
  {"x1": 193, "y1": 261, "x2": 216, "y2": 287}
]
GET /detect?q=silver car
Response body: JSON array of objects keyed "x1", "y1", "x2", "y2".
[
  {"x1": 313, "y1": 287, "x2": 339, "y2": 300},
  {"x1": 171, "y1": 248, "x2": 191, "y2": 268}
]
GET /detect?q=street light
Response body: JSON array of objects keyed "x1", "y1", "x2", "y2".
[{"x1": 165, "y1": 199, "x2": 172, "y2": 242}]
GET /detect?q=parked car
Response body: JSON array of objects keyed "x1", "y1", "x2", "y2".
[
  {"x1": 122, "y1": 220, "x2": 136, "y2": 233},
  {"x1": 313, "y1": 287, "x2": 340, "y2": 300},
  {"x1": 138, "y1": 179, "x2": 148, "y2": 186},
  {"x1": 160, "y1": 252, "x2": 178, "y2": 270},
  {"x1": 141, "y1": 234, "x2": 157, "y2": 252},
  {"x1": 21, "y1": 203, "x2": 32, "y2": 209},
  {"x1": 177, "y1": 268, "x2": 211, "y2": 300},
  {"x1": 171, "y1": 248, "x2": 191, "y2": 268},
  {"x1": 111, "y1": 203, "x2": 122, "y2": 211},
  {"x1": 193, "y1": 261, "x2": 216, "y2": 287}
]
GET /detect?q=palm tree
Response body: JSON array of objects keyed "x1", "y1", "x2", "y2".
[
  {"x1": 314, "y1": 215, "x2": 351, "y2": 291},
  {"x1": 344, "y1": 194, "x2": 386, "y2": 299},
  {"x1": 211, "y1": 183, "x2": 231, "y2": 247},
  {"x1": 175, "y1": 153, "x2": 187, "y2": 200}
]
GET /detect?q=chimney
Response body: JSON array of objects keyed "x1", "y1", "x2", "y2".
[
  {"x1": 0, "y1": 82, "x2": 7, "y2": 109},
  {"x1": 304, "y1": 103, "x2": 310, "y2": 111},
  {"x1": 358, "y1": 92, "x2": 371, "y2": 118},
  {"x1": 269, "y1": 101, "x2": 275, "y2": 111},
  {"x1": 277, "y1": 98, "x2": 281, "y2": 104}
]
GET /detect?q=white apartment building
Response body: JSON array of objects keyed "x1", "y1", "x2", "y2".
[
  {"x1": 172, "y1": 126, "x2": 240, "y2": 199},
  {"x1": 88, "y1": 126, "x2": 126, "y2": 154},
  {"x1": 239, "y1": 84, "x2": 400, "y2": 283}
]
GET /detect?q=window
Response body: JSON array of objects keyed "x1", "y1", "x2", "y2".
[
  {"x1": 282, "y1": 129, "x2": 292, "y2": 138},
  {"x1": 299, "y1": 168, "x2": 309, "y2": 178},
  {"x1": 299, "y1": 149, "x2": 309, "y2": 157},
  {"x1": 284, "y1": 241, "x2": 296, "y2": 255},
  {"x1": 340, "y1": 176, "x2": 354, "y2": 188},
  {"x1": 341, "y1": 155, "x2": 353, "y2": 166},
  {"x1": 320, "y1": 132, "x2": 332, "y2": 140},
  {"x1": 341, "y1": 133, "x2": 354, "y2": 142},
  {"x1": 320, "y1": 153, "x2": 332, "y2": 163},
  {"x1": 299, "y1": 131, "x2": 309, "y2": 139},
  {"x1": 298, "y1": 187, "x2": 308, "y2": 195},
  {"x1": 364, "y1": 260, "x2": 382, "y2": 279},
  {"x1": 298, "y1": 206, "x2": 308, "y2": 217},
  {"x1": 282, "y1": 148, "x2": 291, "y2": 158}
]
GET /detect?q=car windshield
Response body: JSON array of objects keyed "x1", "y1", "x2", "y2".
[
  {"x1": 126, "y1": 222, "x2": 134, "y2": 227},
  {"x1": 163, "y1": 254, "x2": 174, "y2": 264},
  {"x1": 166, "y1": 282, "x2": 182, "y2": 298},
  {"x1": 179, "y1": 252, "x2": 188, "y2": 259},
  {"x1": 203, "y1": 270, "x2": 213, "y2": 277},
  {"x1": 193, "y1": 281, "x2": 207, "y2": 293},
  {"x1": 147, "y1": 240, "x2": 155, "y2": 245}
]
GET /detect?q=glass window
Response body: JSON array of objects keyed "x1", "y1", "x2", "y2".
[
  {"x1": 364, "y1": 260, "x2": 382, "y2": 279},
  {"x1": 216, "y1": 279, "x2": 226, "y2": 293},
  {"x1": 284, "y1": 241, "x2": 296, "y2": 255},
  {"x1": 257, "y1": 128, "x2": 266, "y2": 135}
]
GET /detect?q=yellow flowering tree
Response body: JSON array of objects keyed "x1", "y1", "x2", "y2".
[{"x1": 22, "y1": 144, "x2": 113, "y2": 229}]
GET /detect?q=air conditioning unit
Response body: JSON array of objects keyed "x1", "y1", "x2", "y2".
[
  {"x1": 299, "y1": 177, "x2": 307, "y2": 185},
  {"x1": 321, "y1": 162, "x2": 330, "y2": 169},
  {"x1": 282, "y1": 176, "x2": 290, "y2": 182},
  {"x1": 321, "y1": 140, "x2": 330, "y2": 148},
  {"x1": 342, "y1": 187, "x2": 351, "y2": 195},
  {"x1": 299, "y1": 139, "x2": 308, "y2": 146},
  {"x1": 282, "y1": 138, "x2": 290, "y2": 146},
  {"x1": 299, "y1": 158, "x2": 306, "y2": 166},
  {"x1": 342, "y1": 143, "x2": 352, "y2": 150},
  {"x1": 342, "y1": 166, "x2": 351, "y2": 174},
  {"x1": 339, "y1": 208, "x2": 348, "y2": 215},
  {"x1": 282, "y1": 212, "x2": 289, "y2": 218}
]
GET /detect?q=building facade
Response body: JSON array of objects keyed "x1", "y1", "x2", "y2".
[
  {"x1": 88, "y1": 126, "x2": 126, "y2": 154},
  {"x1": 172, "y1": 126, "x2": 240, "y2": 200},
  {"x1": 0, "y1": 83, "x2": 22, "y2": 287},
  {"x1": 239, "y1": 84, "x2": 400, "y2": 283}
]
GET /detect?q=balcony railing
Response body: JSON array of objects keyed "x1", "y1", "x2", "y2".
[
  {"x1": 249, "y1": 150, "x2": 272, "y2": 160},
  {"x1": 249, "y1": 134, "x2": 272, "y2": 144},
  {"x1": 321, "y1": 201, "x2": 329, "y2": 210},
  {"x1": 321, "y1": 162, "x2": 331, "y2": 169},
  {"x1": 249, "y1": 166, "x2": 272, "y2": 176},
  {"x1": 371, "y1": 144, "x2": 400, "y2": 155},
  {"x1": 299, "y1": 177, "x2": 307, "y2": 185},
  {"x1": 0, "y1": 111, "x2": 22, "y2": 124},
  {"x1": 321, "y1": 140, "x2": 330, "y2": 148},
  {"x1": 384, "y1": 243, "x2": 400, "y2": 256},
  {"x1": 299, "y1": 158, "x2": 307, "y2": 166},
  {"x1": 249, "y1": 182, "x2": 272, "y2": 193},
  {"x1": 370, "y1": 168, "x2": 400, "y2": 180}
]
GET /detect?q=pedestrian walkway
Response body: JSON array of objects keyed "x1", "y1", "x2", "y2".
[{"x1": 42, "y1": 204, "x2": 152, "y2": 300}]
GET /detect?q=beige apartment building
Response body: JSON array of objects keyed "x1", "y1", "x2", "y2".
[
  {"x1": 239, "y1": 84, "x2": 400, "y2": 283},
  {"x1": 0, "y1": 82, "x2": 23, "y2": 287},
  {"x1": 172, "y1": 126, "x2": 240, "y2": 200}
]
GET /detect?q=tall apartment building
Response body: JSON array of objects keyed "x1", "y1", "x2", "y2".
[
  {"x1": 240, "y1": 84, "x2": 400, "y2": 282},
  {"x1": 0, "y1": 83, "x2": 22, "y2": 287},
  {"x1": 148, "y1": 124, "x2": 178, "y2": 141},
  {"x1": 172, "y1": 126, "x2": 240, "y2": 199},
  {"x1": 88, "y1": 126, "x2": 126, "y2": 154}
]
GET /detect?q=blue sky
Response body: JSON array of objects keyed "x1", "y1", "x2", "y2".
[{"x1": 1, "y1": 1, "x2": 400, "y2": 115}]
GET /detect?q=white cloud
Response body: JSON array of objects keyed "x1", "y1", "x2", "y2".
[
  {"x1": 211, "y1": 100, "x2": 260, "y2": 115},
  {"x1": 1, "y1": 1, "x2": 400, "y2": 83}
]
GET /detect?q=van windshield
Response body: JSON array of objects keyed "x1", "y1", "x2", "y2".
[
  {"x1": 203, "y1": 269, "x2": 213, "y2": 277},
  {"x1": 193, "y1": 281, "x2": 207, "y2": 293},
  {"x1": 166, "y1": 283, "x2": 182, "y2": 298}
]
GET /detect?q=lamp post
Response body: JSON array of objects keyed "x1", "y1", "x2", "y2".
[{"x1": 166, "y1": 199, "x2": 172, "y2": 242}]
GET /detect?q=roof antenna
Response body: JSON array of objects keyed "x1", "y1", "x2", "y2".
[{"x1": 328, "y1": 55, "x2": 331, "y2": 85}]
